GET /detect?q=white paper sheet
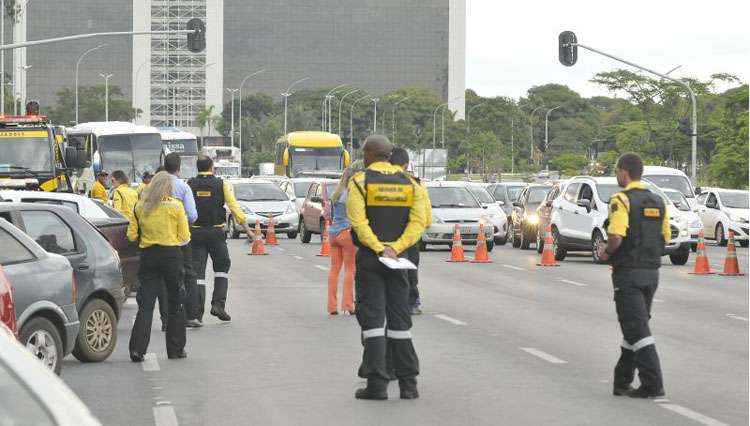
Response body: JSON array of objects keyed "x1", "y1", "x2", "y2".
[{"x1": 378, "y1": 257, "x2": 418, "y2": 270}]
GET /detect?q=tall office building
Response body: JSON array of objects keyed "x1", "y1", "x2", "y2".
[{"x1": 6, "y1": 0, "x2": 465, "y2": 132}]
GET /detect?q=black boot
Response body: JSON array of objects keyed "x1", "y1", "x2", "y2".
[
  {"x1": 613, "y1": 346, "x2": 636, "y2": 396},
  {"x1": 355, "y1": 379, "x2": 388, "y2": 400},
  {"x1": 613, "y1": 385, "x2": 635, "y2": 396},
  {"x1": 210, "y1": 304, "x2": 231, "y2": 321},
  {"x1": 167, "y1": 349, "x2": 188, "y2": 360},
  {"x1": 399, "y1": 378, "x2": 419, "y2": 400}
]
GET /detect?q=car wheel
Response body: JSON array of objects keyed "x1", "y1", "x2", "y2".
[
  {"x1": 486, "y1": 240, "x2": 495, "y2": 252},
  {"x1": 520, "y1": 224, "x2": 531, "y2": 250},
  {"x1": 418, "y1": 240, "x2": 427, "y2": 251},
  {"x1": 21, "y1": 317, "x2": 64, "y2": 375},
  {"x1": 669, "y1": 246, "x2": 690, "y2": 265},
  {"x1": 716, "y1": 223, "x2": 727, "y2": 246},
  {"x1": 741, "y1": 241, "x2": 749, "y2": 248},
  {"x1": 511, "y1": 223, "x2": 521, "y2": 248},
  {"x1": 552, "y1": 227, "x2": 567, "y2": 261},
  {"x1": 591, "y1": 231, "x2": 606, "y2": 264},
  {"x1": 73, "y1": 299, "x2": 117, "y2": 363},
  {"x1": 300, "y1": 219, "x2": 312, "y2": 243},
  {"x1": 536, "y1": 229, "x2": 544, "y2": 253},
  {"x1": 287, "y1": 231, "x2": 298, "y2": 240}
]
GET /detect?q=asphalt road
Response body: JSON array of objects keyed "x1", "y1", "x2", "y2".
[{"x1": 60, "y1": 237, "x2": 748, "y2": 426}]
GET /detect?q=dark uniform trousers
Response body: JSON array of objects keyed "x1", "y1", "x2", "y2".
[
  {"x1": 156, "y1": 243, "x2": 194, "y2": 325},
  {"x1": 129, "y1": 246, "x2": 186, "y2": 356},
  {"x1": 355, "y1": 249, "x2": 419, "y2": 386},
  {"x1": 405, "y1": 244, "x2": 420, "y2": 307},
  {"x1": 187, "y1": 226, "x2": 231, "y2": 320},
  {"x1": 612, "y1": 267, "x2": 663, "y2": 391}
]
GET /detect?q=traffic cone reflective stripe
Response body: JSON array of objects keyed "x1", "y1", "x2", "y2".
[
  {"x1": 447, "y1": 224, "x2": 467, "y2": 262},
  {"x1": 719, "y1": 231, "x2": 744, "y2": 276},
  {"x1": 689, "y1": 230, "x2": 714, "y2": 274},
  {"x1": 317, "y1": 220, "x2": 331, "y2": 257},
  {"x1": 471, "y1": 223, "x2": 492, "y2": 263},
  {"x1": 266, "y1": 216, "x2": 279, "y2": 245},
  {"x1": 249, "y1": 219, "x2": 268, "y2": 256},
  {"x1": 537, "y1": 224, "x2": 559, "y2": 267}
]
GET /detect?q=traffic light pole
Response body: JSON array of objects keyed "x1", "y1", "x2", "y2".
[
  {"x1": 565, "y1": 41, "x2": 698, "y2": 183},
  {"x1": 0, "y1": 29, "x2": 197, "y2": 51}
]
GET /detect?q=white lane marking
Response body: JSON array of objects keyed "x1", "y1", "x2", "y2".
[
  {"x1": 653, "y1": 298, "x2": 664, "y2": 303},
  {"x1": 434, "y1": 314, "x2": 467, "y2": 326},
  {"x1": 502, "y1": 264, "x2": 525, "y2": 271},
  {"x1": 126, "y1": 298, "x2": 137, "y2": 306},
  {"x1": 519, "y1": 347, "x2": 567, "y2": 364},
  {"x1": 142, "y1": 353, "x2": 160, "y2": 372},
  {"x1": 658, "y1": 403, "x2": 728, "y2": 426},
  {"x1": 277, "y1": 247, "x2": 286, "y2": 252},
  {"x1": 293, "y1": 255, "x2": 304, "y2": 260},
  {"x1": 315, "y1": 265, "x2": 329, "y2": 271},
  {"x1": 558, "y1": 278, "x2": 587, "y2": 287},
  {"x1": 153, "y1": 405, "x2": 179, "y2": 426},
  {"x1": 726, "y1": 313, "x2": 749, "y2": 322}
]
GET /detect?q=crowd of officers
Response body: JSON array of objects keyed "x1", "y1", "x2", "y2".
[{"x1": 88, "y1": 137, "x2": 667, "y2": 401}]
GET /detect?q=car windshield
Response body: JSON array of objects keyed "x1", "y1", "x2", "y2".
[
  {"x1": 98, "y1": 134, "x2": 162, "y2": 183},
  {"x1": 506, "y1": 185, "x2": 525, "y2": 202},
  {"x1": 468, "y1": 186, "x2": 495, "y2": 204},
  {"x1": 643, "y1": 174, "x2": 694, "y2": 198},
  {"x1": 527, "y1": 187, "x2": 551, "y2": 204},
  {"x1": 0, "y1": 131, "x2": 53, "y2": 173},
  {"x1": 428, "y1": 187, "x2": 480, "y2": 208},
  {"x1": 596, "y1": 184, "x2": 621, "y2": 203},
  {"x1": 234, "y1": 183, "x2": 288, "y2": 202},
  {"x1": 664, "y1": 190, "x2": 691, "y2": 211},
  {"x1": 718, "y1": 191, "x2": 749, "y2": 209},
  {"x1": 293, "y1": 181, "x2": 313, "y2": 197}
]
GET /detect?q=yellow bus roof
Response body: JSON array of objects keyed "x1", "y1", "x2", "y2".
[{"x1": 279, "y1": 131, "x2": 343, "y2": 148}]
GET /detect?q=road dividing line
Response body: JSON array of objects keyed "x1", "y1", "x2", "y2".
[
  {"x1": 558, "y1": 278, "x2": 588, "y2": 287},
  {"x1": 434, "y1": 314, "x2": 467, "y2": 326},
  {"x1": 142, "y1": 353, "x2": 160, "y2": 372},
  {"x1": 502, "y1": 264, "x2": 525, "y2": 271},
  {"x1": 658, "y1": 403, "x2": 728, "y2": 426},
  {"x1": 153, "y1": 405, "x2": 179, "y2": 426},
  {"x1": 726, "y1": 313, "x2": 749, "y2": 322},
  {"x1": 293, "y1": 255, "x2": 304, "y2": 260},
  {"x1": 519, "y1": 347, "x2": 567, "y2": 364},
  {"x1": 277, "y1": 247, "x2": 286, "y2": 252},
  {"x1": 315, "y1": 265, "x2": 329, "y2": 271}
]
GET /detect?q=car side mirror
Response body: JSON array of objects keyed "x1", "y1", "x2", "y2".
[
  {"x1": 577, "y1": 199, "x2": 592, "y2": 212},
  {"x1": 482, "y1": 204, "x2": 489, "y2": 209},
  {"x1": 545, "y1": 201, "x2": 552, "y2": 208}
]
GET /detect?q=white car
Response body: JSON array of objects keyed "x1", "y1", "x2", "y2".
[
  {"x1": 421, "y1": 181, "x2": 495, "y2": 251},
  {"x1": 0, "y1": 190, "x2": 120, "y2": 220},
  {"x1": 549, "y1": 176, "x2": 693, "y2": 265},
  {"x1": 463, "y1": 182, "x2": 509, "y2": 245},
  {"x1": 643, "y1": 166, "x2": 699, "y2": 210},
  {"x1": 662, "y1": 188, "x2": 704, "y2": 248},
  {"x1": 696, "y1": 189, "x2": 749, "y2": 247},
  {"x1": 284, "y1": 177, "x2": 319, "y2": 212},
  {"x1": 225, "y1": 179, "x2": 299, "y2": 239}
]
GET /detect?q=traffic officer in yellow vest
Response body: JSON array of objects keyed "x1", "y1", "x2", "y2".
[
  {"x1": 186, "y1": 155, "x2": 253, "y2": 323},
  {"x1": 597, "y1": 153, "x2": 670, "y2": 398},
  {"x1": 347, "y1": 135, "x2": 426, "y2": 400},
  {"x1": 90, "y1": 171, "x2": 109, "y2": 203},
  {"x1": 110, "y1": 170, "x2": 139, "y2": 222}
]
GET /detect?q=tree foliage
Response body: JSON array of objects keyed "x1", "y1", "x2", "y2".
[{"x1": 45, "y1": 85, "x2": 139, "y2": 125}]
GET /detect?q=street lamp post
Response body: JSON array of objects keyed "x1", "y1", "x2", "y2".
[
  {"x1": 282, "y1": 77, "x2": 310, "y2": 135},
  {"x1": 238, "y1": 68, "x2": 265, "y2": 161},
  {"x1": 75, "y1": 43, "x2": 108, "y2": 124},
  {"x1": 432, "y1": 103, "x2": 448, "y2": 149},
  {"x1": 391, "y1": 96, "x2": 411, "y2": 143},
  {"x1": 226, "y1": 88, "x2": 239, "y2": 148},
  {"x1": 320, "y1": 84, "x2": 348, "y2": 133},
  {"x1": 349, "y1": 94, "x2": 370, "y2": 152},
  {"x1": 544, "y1": 106, "x2": 562, "y2": 168},
  {"x1": 528, "y1": 105, "x2": 546, "y2": 165},
  {"x1": 132, "y1": 60, "x2": 147, "y2": 123},
  {"x1": 337, "y1": 88, "x2": 360, "y2": 138},
  {"x1": 99, "y1": 73, "x2": 113, "y2": 121},
  {"x1": 372, "y1": 98, "x2": 379, "y2": 133}
]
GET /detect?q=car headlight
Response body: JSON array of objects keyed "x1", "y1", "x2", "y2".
[{"x1": 526, "y1": 214, "x2": 539, "y2": 224}]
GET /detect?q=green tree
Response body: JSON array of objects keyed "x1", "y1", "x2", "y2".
[
  {"x1": 549, "y1": 153, "x2": 588, "y2": 176},
  {"x1": 46, "y1": 85, "x2": 139, "y2": 124},
  {"x1": 704, "y1": 85, "x2": 749, "y2": 188}
]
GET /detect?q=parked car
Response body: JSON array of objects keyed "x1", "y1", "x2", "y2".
[
  {"x1": 509, "y1": 184, "x2": 552, "y2": 250},
  {"x1": 642, "y1": 166, "x2": 699, "y2": 210},
  {"x1": 696, "y1": 189, "x2": 749, "y2": 247},
  {"x1": 536, "y1": 181, "x2": 566, "y2": 253},
  {"x1": 0, "y1": 324, "x2": 101, "y2": 425},
  {"x1": 0, "y1": 190, "x2": 139, "y2": 297},
  {"x1": 299, "y1": 179, "x2": 339, "y2": 243},
  {"x1": 421, "y1": 181, "x2": 494, "y2": 251},
  {"x1": 662, "y1": 188, "x2": 704, "y2": 251},
  {"x1": 462, "y1": 182, "x2": 508, "y2": 245},
  {"x1": 486, "y1": 181, "x2": 527, "y2": 221},
  {"x1": 0, "y1": 203, "x2": 123, "y2": 364},
  {"x1": 225, "y1": 179, "x2": 299, "y2": 239},
  {"x1": 548, "y1": 176, "x2": 694, "y2": 264},
  {"x1": 285, "y1": 177, "x2": 318, "y2": 213},
  {"x1": 0, "y1": 217, "x2": 79, "y2": 374}
]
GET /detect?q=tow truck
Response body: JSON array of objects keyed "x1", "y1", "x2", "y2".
[{"x1": 0, "y1": 102, "x2": 84, "y2": 192}]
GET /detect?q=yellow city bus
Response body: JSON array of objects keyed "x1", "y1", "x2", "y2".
[{"x1": 274, "y1": 131, "x2": 350, "y2": 177}]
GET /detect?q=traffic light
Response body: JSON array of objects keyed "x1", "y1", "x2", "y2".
[
  {"x1": 558, "y1": 31, "x2": 578, "y2": 67},
  {"x1": 186, "y1": 18, "x2": 206, "y2": 53}
]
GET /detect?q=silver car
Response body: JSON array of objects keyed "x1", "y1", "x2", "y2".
[
  {"x1": 421, "y1": 181, "x2": 495, "y2": 251},
  {"x1": 226, "y1": 179, "x2": 299, "y2": 239},
  {"x1": 0, "y1": 218, "x2": 79, "y2": 375}
]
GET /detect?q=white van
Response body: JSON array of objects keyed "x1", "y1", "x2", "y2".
[{"x1": 642, "y1": 166, "x2": 698, "y2": 210}]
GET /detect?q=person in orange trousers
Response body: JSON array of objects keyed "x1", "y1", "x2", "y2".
[{"x1": 327, "y1": 166, "x2": 362, "y2": 315}]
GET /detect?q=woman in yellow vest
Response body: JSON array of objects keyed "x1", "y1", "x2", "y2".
[
  {"x1": 110, "y1": 170, "x2": 139, "y2": 222},
  {"x1": 126, "y1": 171, "x2": 190, "y2": 362}
]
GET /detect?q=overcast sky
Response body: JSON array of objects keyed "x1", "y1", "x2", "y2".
[{"x1": 466, "y1": 0, "x2": 749, "y2": 100}]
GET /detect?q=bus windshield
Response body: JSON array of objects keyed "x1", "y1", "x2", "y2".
[
  {"x1": 98, "y1": 133, "x2": 162, "y2": 183},
  {"x1": 0, "y1": 132, "x2": 53, "y2": 173},
  {"x1": 290, "y1": 147, "x2": 342, "y2": 175}
]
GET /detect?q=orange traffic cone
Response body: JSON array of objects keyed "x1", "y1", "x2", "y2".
[
  {"x1": 471, "y1": 223, "x2": 492, "y2": 263},
  {"x1": 537, "y1": 224, "x2": 560, "y2": 267},
  {"x1": 249, "y1": 219, "x2": 268, "y2": 256},
  {"x1": 446, "y1": 224, "x2": 467, "y2": 263},
  {"x1": 317, "y1": 220, "x2": 331, "y2": 257},
  {"x1": 719, "y1": 231, "x2": 744, "y2": 276},
  {"x1": 690, "y1": 230, "x2": 714, "y2": 275},
  {"x1": 265, "y1": 216, "x2": 279, "y2": 245}
]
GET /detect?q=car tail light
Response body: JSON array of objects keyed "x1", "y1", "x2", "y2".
[
  {"x1": 71, "y1": 272, "x2": 78, "y2": 305},
  {"x1": 0, "y1": 265, "x2": 18, "y2": 337}
]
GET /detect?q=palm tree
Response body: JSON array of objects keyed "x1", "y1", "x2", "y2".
[{"x1": 196, "y1": 105, "x2": 215, "y2": 138}]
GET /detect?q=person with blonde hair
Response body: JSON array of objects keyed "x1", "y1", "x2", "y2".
[
  {"x1": 326, "y1": 165, "x2": 361, "y2": 315},
  {"x1": 127, "y1": 171, "x2": 190, "y2": 362}
]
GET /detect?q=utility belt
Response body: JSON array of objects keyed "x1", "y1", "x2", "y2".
[{"x1": 191, "y1": 223, "x2": 225, "y2": 229}]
